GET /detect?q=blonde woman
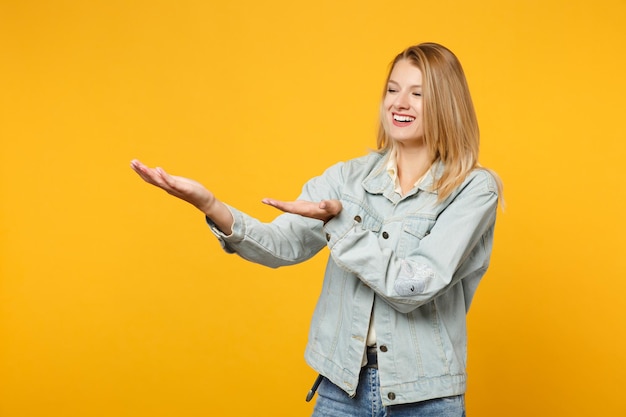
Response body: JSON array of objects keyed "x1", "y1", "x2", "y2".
[{"x1": 131, "y1": 42, "x2": 502, "y2": 417}]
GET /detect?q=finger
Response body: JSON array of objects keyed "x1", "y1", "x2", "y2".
[
  {"x1": 131, "y1": 163, "x2": 159, "y2": 184},
  {"x1": 262, "y1": 198, "x2": 280, "y2": 208},
  {"x1": 319, "y1": 200, "x2": 335, "y2": 212},
  {"x1": 261, "y1": 198, "x2": 275, "y2": 206},
  {"x1": 158, "y1": 168, "x2": 191, "y2": 193},
  {"x1": 134, "y1": 165, "x2": 174, "y2": 192},
  {"x1": 130, "y1": 160, "x2": 153, "y2": 177},
  {"x1": 262, "y1": 198, "x2": 291, "y2": 212},
  {"x1": 320, "y1": 199, "x2": 342, "y2": 216},
  {"x1": 155, "y1": 167, "x2": 173, "y2": 185},
  {"x1": 130, "y1": 159, "x2": 147, "y2": 176}
]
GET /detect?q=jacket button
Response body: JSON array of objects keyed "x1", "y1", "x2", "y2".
[
  {"x1": 382, "y1": 231, "x2": 389, "y2": 239},
  {"x1": 354, "y1": 215, "x2": 362, "y2": 223},
  {"x1": 326, "y1": 233, "x2": 331, "y2": 242},
  {"x1": 388, "y1": 392, "x2": 396, "y2": 400},
  {"x1": 379, "y1": 345, "x2": 388, "y2": 352}
]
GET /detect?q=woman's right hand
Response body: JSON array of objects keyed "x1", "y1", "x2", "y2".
[
  {"x1": 130, "y1": 159, "x2": 234, "y2": 234},
  {"x1": 130, "y1": 159, "x2": 216, "y2": 215}
]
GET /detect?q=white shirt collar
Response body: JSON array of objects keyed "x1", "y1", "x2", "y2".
[{"x1": 386, "y1": 150, "x2": 430, "y2": 195}]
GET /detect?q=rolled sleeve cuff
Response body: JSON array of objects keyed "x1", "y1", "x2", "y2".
[
  {"x1": 205, "y1": 204, "x2": 244, "y2": 253},
  {"x1": 323, "y1": 210, "x2": 361, "y2": 248}
]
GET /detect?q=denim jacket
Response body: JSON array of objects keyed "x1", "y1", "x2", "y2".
[{"x1": 207, "y1": 151, "x2": 498, "y2": 406}]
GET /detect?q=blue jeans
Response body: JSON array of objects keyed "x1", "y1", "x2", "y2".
[{"x1": 311, "y1": 368, "x2": 465, "y2": 417}]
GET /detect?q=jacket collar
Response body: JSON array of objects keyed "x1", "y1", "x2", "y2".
[{"x1": 362, "y1": 151, "x2": 441, "y2": 198}]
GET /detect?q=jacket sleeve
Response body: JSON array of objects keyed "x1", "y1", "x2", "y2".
[
  {"x1": 206, "y1": 162, "x2": 345, "y2": 268},
  {"x1": 323, "y1": 170, "x2": 499, "y2": 313}
]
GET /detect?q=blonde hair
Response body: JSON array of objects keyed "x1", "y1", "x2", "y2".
[{"x1": 377, "y1": 42, "x2": 503, "y2": 203}]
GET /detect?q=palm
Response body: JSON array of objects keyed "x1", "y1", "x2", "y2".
[
  {"x1": 262, "y1": 198, "x2": 342, "y2": 223},
  {"x1": 130, "y1": 160, "x2": 214, "y2": 212}
]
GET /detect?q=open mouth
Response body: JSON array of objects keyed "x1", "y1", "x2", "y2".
[{"x1": 393, "y1": 114, "x2": 415, "y2": 123}]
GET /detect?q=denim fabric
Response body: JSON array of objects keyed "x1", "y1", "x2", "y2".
[
  {"x1": 312, "y1": 370, "x2": 465, "y2": 417},
  {"x1": 208, "y1": 151, "x2": 498, "y2": 406}
]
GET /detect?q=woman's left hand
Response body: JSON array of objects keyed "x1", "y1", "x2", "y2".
[{"x1": 262, "y1": 198, "x2": 342, "y2": 223}]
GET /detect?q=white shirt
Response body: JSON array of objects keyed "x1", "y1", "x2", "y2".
[{"x1": 366, "y1": 151, "x2": 430, "y2": 347}]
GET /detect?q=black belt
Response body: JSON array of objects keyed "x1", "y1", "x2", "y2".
[{"x1": 365, "y1": 346, "x2": 378, "y2": 369}]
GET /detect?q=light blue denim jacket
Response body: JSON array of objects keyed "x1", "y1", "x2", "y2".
[{"x1": 207, "y1": 151, "x2": 498, "y2": 406}]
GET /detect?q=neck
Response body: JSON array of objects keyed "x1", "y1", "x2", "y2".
[{"x1": 394, "y1": 141, "x2": 433, "y2": 193}]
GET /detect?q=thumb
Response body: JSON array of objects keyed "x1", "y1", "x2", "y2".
[{"x1": 320, "y1": 199, "x2": 341, "y2": 215}]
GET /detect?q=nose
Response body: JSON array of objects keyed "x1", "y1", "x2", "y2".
[{"x1": 393, "y1": 92, "x2": 410, "y2": 109}]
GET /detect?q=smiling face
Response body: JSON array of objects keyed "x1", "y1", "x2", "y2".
[{"x1": 382, "y1": 59, "x2": 424, "y2": 145}]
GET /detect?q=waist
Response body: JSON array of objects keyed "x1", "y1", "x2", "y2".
[{"x1": 365, "y1": 346, "x2": 378, "y2": 369}]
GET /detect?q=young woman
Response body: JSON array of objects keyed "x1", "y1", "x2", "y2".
[{"x1": 131, "y1": 42, "x2": 502, "y2": 417}]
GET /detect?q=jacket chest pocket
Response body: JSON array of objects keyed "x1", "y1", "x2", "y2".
[{"x1": 397, "y1": 216, "x2": 435, "y2": 258}]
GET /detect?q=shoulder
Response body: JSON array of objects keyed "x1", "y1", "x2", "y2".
[
  {"x1": 321, "y1": 151, "x2": 385, "y2": 180},
  {"x1": 436, "y1": 168, "x2": 500, "y2": 208},
  {"x1": 300, "y1": 152, "x2": 384, "y2": 199},
  {"x1": 463, "y1": 168, "x2": 500, "y2": 195},
  {"x1": 329, "y1": 151, "x2": 384, "y2": 169}
]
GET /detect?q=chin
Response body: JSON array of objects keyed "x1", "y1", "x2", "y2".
[
  {"x1": 391, "y1": 132, "x2": 421, "y2": 141},
  {"x1": 391, "y1": 136, "x2": 424, "y2": 146}
]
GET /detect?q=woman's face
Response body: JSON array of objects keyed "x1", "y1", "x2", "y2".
[{"x1": 383, "y1": 59, "x2": 424, "y2": 145}]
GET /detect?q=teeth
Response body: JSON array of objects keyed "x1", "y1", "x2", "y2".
[{"x1": 393, "y1": 114, "x2": 415, "y2": 122}]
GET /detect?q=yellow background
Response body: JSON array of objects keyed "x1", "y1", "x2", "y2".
[{"x1": 1, "y1": 1, "x2": 625, "y2": 416}]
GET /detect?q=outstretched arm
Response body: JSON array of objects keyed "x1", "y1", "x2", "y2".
[{"x1": 130, "y1": 159, "x2": 234, "y2": 235}]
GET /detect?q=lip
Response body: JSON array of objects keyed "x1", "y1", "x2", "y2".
[{"x1": 391, "y1": 112, "x2": 415, "y2": 127}]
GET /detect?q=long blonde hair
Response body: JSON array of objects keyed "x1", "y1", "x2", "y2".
[{"x1": 377, "y1": 42, "x2": 503, "y2": 202}]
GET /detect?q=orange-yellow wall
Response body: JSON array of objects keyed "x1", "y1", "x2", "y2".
[{"x1": 1, "y1": 1, "x2": 625, "y2": 416}]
